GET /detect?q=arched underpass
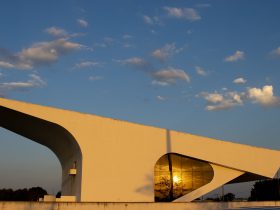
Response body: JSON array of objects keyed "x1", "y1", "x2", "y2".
[
  {"x1": 0, "y1": 127, "x2": 61, "y2": 195},
  {"x1": 0, "y1": 106, "x2": 82, "y2": 201}
]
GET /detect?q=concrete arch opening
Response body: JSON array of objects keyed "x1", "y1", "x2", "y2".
[
  {"x1": 0, "y1": 106, "x2": 82, "y2": 201},
  {"x1": 0, "y1": 127, "x2": 61, "y2": 194}
]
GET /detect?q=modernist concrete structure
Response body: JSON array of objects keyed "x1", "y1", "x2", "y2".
[{"x1": 0, "y1": 97, "x2": 279, "y2": 202}]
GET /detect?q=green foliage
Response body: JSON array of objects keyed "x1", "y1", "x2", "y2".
[
  {"x1": 249, "y1": 178, "x2": 280, "y2": 201},
  {"x1": 0, "y1": 187, "x2": 47, "y2": 201}
]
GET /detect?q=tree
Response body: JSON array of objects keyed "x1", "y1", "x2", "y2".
[
  {"x1": 0, "y1": 187, "x2": 48, "y2": 201},
  {"x1": 249, "y1": 178, "x2": 280, "y2": 201},
  {"x1": 222, "y1": 193, "x2": 235, "y2": 201},
  {"x1": 27, "y1": 187, "x2": 48, "y2": 201}
]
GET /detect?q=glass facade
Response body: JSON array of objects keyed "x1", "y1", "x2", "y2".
[{"x1": 154, "y1": 153, "x2": 214, "y2": 202}]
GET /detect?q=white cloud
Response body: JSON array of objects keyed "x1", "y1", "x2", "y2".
[
  {"x1": 94, "y1": 37, "x2": 116, "y2": 48},
  {"x1": 200, "y1": 91, "x2": 244, "y2": 111},
  {"x1": 224, "y1": 50, "x2": 245, "y2": 62},
  {"x1": 195, "y1": 66, "x2": 207, "y2": 76},
  {"x1": 0, "y1": 39, "x2": 83, "y2": 70},
  {"x1": 89, "y1": 76, "x2": 103, "y2": 81},
  {"x1": 247, "y1": 85, "x2": 280, "y2": 107},
  {"x1": 200, "y1": 85, "x2": 280, "y2": 111},
  {"x1": 164, "y1": 7, "x2": 201, "y2": 21},
  {"x1": 143, "y1": 15, "x2": 153, "y2": 24},
  {"x1": 156, "y1": 95, "x2": 167, "y2": 101},
  {"x1": 123, "y1": 43, "x2": 134, "y2": 48},
  {"x1": 0, "y1": 74, "x2": 46, "y2": 91},
  {"x1": 270, "y1": 46, "x2": 280, "y2": 57},
  {"x1": 203, "y1": 92, "x2": 224, "y2": 103},
  {"x1": 77, "y1": 19, "x2": 88, "y2": 27},
  {"x1": 143, "y1": 15, "x2": 161, "y2": 25},
  {"x1": 74, "y1": 61, "x2": 100, "y2": 69},
  {"x1": 233, "y1": 77, "x2": 247, "y2": 84},
  {"x1": 45, "y1": 26, "x2": 85, "y2": 39},
  {"x1": 45, "y1": 27, "x2": 68, "y2": 37},
  {"x1": 0, "y1": 61, "x2": 15, "y2": 69},
  {"x1": 20, "y1": 39, "x2": 82, "y2": 64},
  {"x1": 116, "y1": 57, "x2": 149, "y2": 69},
  {"x1": 151, "y1": 80, "x2": 170, "y2": 86},
  {"x1": 152, "y1": 67, "x2": 190, "y2": 86},
  {"x1": 122, "y1": 34, "x2": 133, "y2": 39},
  {"x1": 152, "y1": 43, "x2": 183, "y2": 61}
]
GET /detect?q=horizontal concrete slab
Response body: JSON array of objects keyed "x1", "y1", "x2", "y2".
[{"x1": 0, "y1": 201, "x2": 280, "y2": 210}]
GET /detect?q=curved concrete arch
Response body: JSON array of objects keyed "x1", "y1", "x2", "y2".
[{"x1": 0, "y1": 105, "x2": 82, "y2": 201}]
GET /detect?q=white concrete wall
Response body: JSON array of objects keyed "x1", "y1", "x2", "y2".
[{"x1": 0, "y1": 202, "x2": 280, "y2": 210}]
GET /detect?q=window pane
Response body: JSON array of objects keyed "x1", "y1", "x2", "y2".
[{"x1": 154, "y1": 153, "x2": 214, "y2": 202}]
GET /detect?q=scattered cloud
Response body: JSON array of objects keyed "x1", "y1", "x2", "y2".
[
  {"x1": 195, "y1": 66, "x2": 207, "y2": 76},
  {"x1": 156, "y1": 95, "x2": 167, "y2": 101},
  {"x1": 143, "y1": 15, "x2": 161, "y2": 25},
  {"x1": 143, "y1": 15, "x2": 153, "y2": 25},
  {"x1": 45, "y1": 27, "x2": 68, "y2": 37},
  {"x1": 0, "y1": 39, "x2": 83, "y2": 70},
  {"x1": 45, "y1": 26, "x2": 85, "y2": 38},
  {"x1": 270, "y1": 46, "x2": 280, "y2": 57},
  {"x1": 89, "y1": 76, "x2": 103, "y2": 81},
  {"x1": 152, "y1": 67, "x2": 190, "y2": 86},
  {"x1": 186, "y1": 29, "x2": 193, "y2": 35},
  {"x1": 164, "y1": 7, "x2": 201, "y2": 21},
  {"x1": 0, "y1": 61, "x2": 15, "y2": 69},
  {"x1": 0, "y1": 74, "x2": 46, "y2": 92},
  {"x1": 20, "y1": 39, "x2": 82, "y2": 65},
  {"x1": 77, "y1": 19, "x2": 88, "y2": 28},
  {"x1": 200, "y1": 85, "x2": 280, "y2": 111},
  {"x1": 103, "y1": 37, "x2": 114, "y2": 45},
  {"x1": 122, "y1": 34, "x2": 133, "y2": 39},
  {"x1": 95, "y1": 37, "x2": 116, "y2": 48},
  {"x1": 122, "y1": 35, "x2": 134, "y2": 48},
  {"x1": 94, "y1": 43, "x2": 107, "y2": 48},
  {"x1": 247, "y1": 85, "x2": 280, "y2": 107},
  {"x1": 152, "y1": 43, "x2": 183, "y2": 61},
  {"x1": 74, "y1": 61, "x2": 100, "y2": 69},
  {"x1": 122, "y1": 43, "x2": 134, "y2": 48},
  {"x1": 202, "y1": 92, "x2": 224, "y2": 103},
  {"x1": 224, "y1": 50, "x2": 245, "y2": 62},
  {"x1": 116, "y1": 57, "x2": 149, "y2": 69},
  {"x1": 150, "y1": 29, "x2": 157, "y2": 34},
  {"x1": 233, "y1": 77, "x2": 247, "y2": 84},
  {"x1": 200, "y1": 91, "x2": 244, "y2": 111}
]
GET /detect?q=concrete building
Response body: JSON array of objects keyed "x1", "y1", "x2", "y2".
[{"x1": 0, "y1": 98, "x2": 279, "y2": 202}]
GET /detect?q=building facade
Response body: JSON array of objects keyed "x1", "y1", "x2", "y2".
[{"x1": 0, "y1": 98, "x2": 279, "y2": 202}]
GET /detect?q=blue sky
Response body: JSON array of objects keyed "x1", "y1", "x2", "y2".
[{"x1": 0, "y1": 0, "x2": 280, "y2": 197}]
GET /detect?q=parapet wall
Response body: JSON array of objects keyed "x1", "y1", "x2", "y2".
[{"x1": 0, "y1": 201, "x2": 279, "y2": 210}]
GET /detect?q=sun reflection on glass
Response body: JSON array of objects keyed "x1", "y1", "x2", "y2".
[{"x1": 173, "y1": 175, "x2": 180, "y2": 184}]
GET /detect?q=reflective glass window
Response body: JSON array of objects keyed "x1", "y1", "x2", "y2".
[{"x1": 154, "y1": 153, "x2": 214, "y2": 202}]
